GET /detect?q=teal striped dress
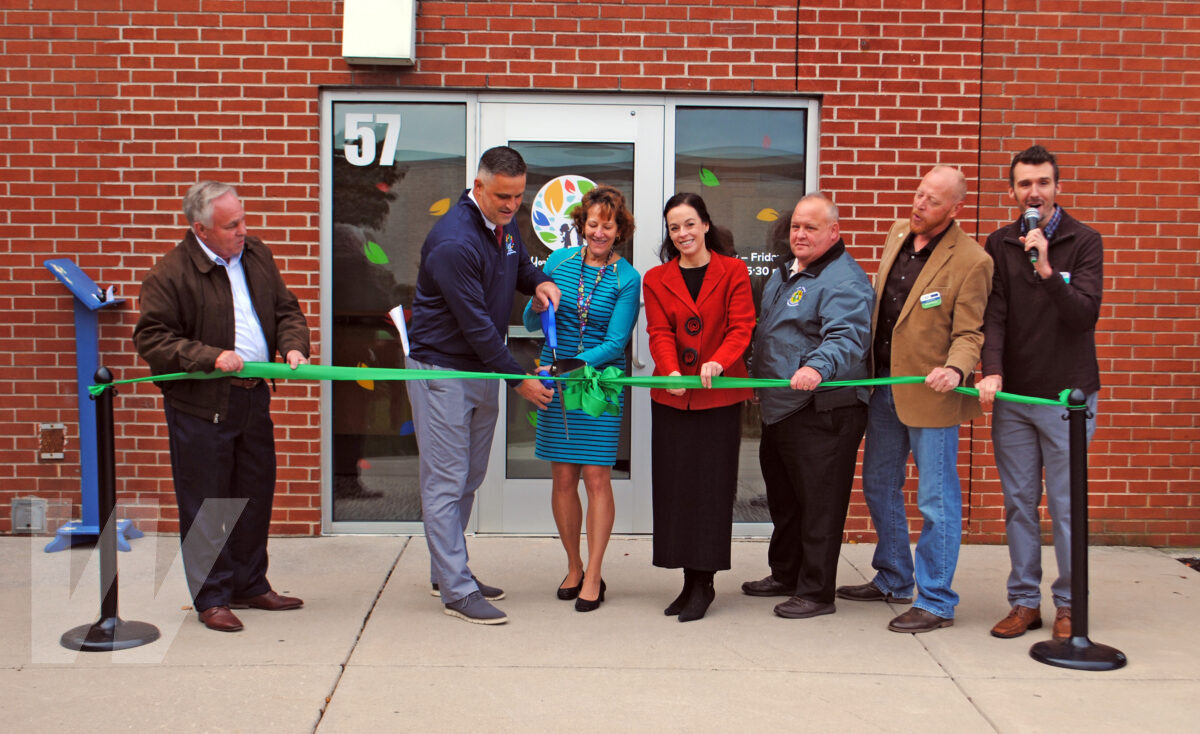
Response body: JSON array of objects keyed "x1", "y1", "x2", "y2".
[{"x1": 522, "y1": 246, "x2": 641, "y2": 465}]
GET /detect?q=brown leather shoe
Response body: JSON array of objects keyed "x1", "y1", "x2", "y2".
[
  {"x1": 230, "y1": 589, "x2": 304, "y2": 611},
  {"x1": 199, "y1": 605, "x2": 244, "y2": 632},
  {"x1": 888, "y1": 607, "x2": 953, "y2": 633},
  {"x1": 1052, "y1": 606, "x2": 1072, "y2": 640},
  {"x1": 990, "y1": 605, "x2": 1042, "y2": 638}
]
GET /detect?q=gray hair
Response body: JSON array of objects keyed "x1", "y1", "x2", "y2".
[
  {"x1": 182, "y1": 181, "x2": 238, "y2": 227},
  {"x1": 799, "y1": 192, "x2": 839, "y2": 223}
]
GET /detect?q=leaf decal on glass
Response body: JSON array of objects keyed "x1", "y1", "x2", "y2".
[
  {"x1": 564, "y1": 202, "x2": 581, "y2": 218},
  {"x1": 577, "y1": 179, "x2": 594, "y2": 196},
  {"x1": 364, "y1": 240, "x2": 389, "y2": 265},
  {"x1": 527, "y1": 411, "x2": 538, "y2": 427},
  {"x1": 545, "y1": 179, "x2": 563, "y2": 212},
  {"x1": 756, "y1": 208, "x2": 780, "y2": 222},
  {"x1": 564, "y1": 179, "x2": 576, "y2": 194},
  {"x1": 699, "y1": 168, "x2": 720, "y2": 187},
  {"x1": 429, "y1": 198, "x2": 450, "y2": 216},
  {"x1": 763, "y1": 135, "x2": 772, "y2": 148},
  {"x1": 533, "y1": 209, "x2": 550, "y2": 227},
  {"x1": 538, "y1": 230, "x2": 559, "y2": 244},
  {"x1": 355, "y1": 361, "x2": 374, "y2": 391}
]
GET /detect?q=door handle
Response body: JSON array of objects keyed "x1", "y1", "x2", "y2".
[{"x1": 632, "y1": 300, "x2": 646, "y2": 369}]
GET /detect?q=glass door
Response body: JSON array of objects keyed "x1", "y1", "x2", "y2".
[{"x1": 474, "y1": 99, "x2": 664, "y2": 534}]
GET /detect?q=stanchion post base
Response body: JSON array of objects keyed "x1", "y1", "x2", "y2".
[
  {"x1": 44, "y1": 519, "x2": 144, "y2": 553},
  {"x1": 1030, "y1": 636, "x2": 1128, "y2": 672},
  {"x1": 60, "y1": 616, "x2": 161, "y2": 652}
]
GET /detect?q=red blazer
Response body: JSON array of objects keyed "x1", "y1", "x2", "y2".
[{"x1": 643, "y1": 252, "x2": 755, "y2": 410}]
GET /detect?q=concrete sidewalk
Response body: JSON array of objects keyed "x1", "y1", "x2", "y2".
[{"x1": 3, "y1": 535, "x2": 1197, "y2": 732}]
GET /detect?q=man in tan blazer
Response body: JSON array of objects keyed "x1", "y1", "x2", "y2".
[{"x1": 835, "y1": 166, "x2": 992, "y2": 633}]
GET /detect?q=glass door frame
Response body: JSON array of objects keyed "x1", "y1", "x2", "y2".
[
  {"x1": 319, "y1": 90, "x2": 822, "y2": 537},
  {"x1": 474, "y1": 95, "x2": 664, "y2": 535},
  {"x1": 662, "y1": 99, "x2": 822, "y2": 537}
]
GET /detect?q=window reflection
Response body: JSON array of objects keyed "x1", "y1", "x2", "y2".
[
  {"x1": 330, "y1": 102, "x2": 467, "y2": 522},
  {"x1": 675, "y1": 106, "x2": 808, "y2": 522}
]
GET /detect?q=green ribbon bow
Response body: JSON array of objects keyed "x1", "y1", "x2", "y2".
[{"x1": 562, "y1": 365, "x2": 623, "y2": 417}]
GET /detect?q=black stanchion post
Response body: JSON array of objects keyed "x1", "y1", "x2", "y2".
[
  {"x1": 1030, "y1": 388, "x2": 1126, "y2": 671},
  {"x1": 60, "y1": 367, "x2": 161, "y2": 652}
]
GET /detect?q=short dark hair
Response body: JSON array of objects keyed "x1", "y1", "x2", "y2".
[
  {"x1": 1009, "y1": 145, "x2": 1059, "y2": 186},
  {"x1": 478, "y1": 146, "x2": 526, "y2": 179},
  {"x1": 658, "y1": 192, "x2": 735, "y2": 262},
  {"x1": 570, "y1": 184, "x2": 636, "y2": 245}
]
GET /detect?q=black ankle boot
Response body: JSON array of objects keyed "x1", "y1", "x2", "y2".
[
  {"x1": 678, "y1": 571, "x2": 715, "y2": 622},
  {"x1": 664, "y1": 570, "x2": 695, "y2": 616}
]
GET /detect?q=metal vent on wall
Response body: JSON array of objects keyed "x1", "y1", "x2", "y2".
[{"x1": 12, "y1": 497, "x2": 47, "y2": 533}]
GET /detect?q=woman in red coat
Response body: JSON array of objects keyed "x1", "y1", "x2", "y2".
[{"x1": 643, "y1": 192, "x2": 755, "y2": 622}]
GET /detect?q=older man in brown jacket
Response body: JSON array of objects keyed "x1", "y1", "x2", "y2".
[
  {"x1": 835, "y1": 166, "x2": 992, "y2": 633},
  {"x1": 134, "y1": 181, "x2": 310, "y2": 633}
]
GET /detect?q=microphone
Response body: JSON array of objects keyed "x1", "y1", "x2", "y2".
[{"x1": 1022, "y1": 207, "x2": 1041, "y2": 263}]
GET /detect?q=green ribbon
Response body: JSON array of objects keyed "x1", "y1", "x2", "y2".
[
  {"x1": 561, "y1": 365, "x2": 623, "y2": 417},
  {"x1": 90, "y1": 361, "x2": 1070, "y2": 413}
]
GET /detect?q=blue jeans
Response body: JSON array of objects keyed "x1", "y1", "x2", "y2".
[{"x1": 861, "y1": 385, "x2": 962, "y2": 619}]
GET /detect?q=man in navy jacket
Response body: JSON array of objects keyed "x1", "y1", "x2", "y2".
[{"x1": 406, "y1": 146, "x2": 561, "y2": 624}]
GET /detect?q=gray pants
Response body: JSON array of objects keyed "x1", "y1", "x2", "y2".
[
  {"x1": 405, "y1": 356, "x2": 500, "y2": 604},
  {"x1": 992, "y1": 392, "x2": 1097, "y2": 609}
]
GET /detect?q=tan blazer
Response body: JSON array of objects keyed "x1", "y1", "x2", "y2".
[{"x1": 872, "y1": 219, "x2": 993, "y2": 428}]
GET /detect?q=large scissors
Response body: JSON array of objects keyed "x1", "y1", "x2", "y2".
[{"x1": 537, "y1": 303, "x2": 585, "y2": 439}]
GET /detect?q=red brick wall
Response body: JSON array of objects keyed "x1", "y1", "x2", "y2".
[{"x1": 2, "y1": 1, "x2": 1196, "y2": 544}]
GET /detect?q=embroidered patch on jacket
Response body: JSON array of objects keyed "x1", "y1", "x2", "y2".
[{"x1": 787, "y1": 287, "x2": 806, "y2": 306}]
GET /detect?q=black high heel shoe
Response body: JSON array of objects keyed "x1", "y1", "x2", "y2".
[
  {"x1": 557, "y1": 572, "x2": 584, "y2": 601},
  {"x1": 574, "y1": 579, "x2": 606, "y2": 612}
]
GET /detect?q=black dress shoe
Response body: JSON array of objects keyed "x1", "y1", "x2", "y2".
[
  {"x1": 835, "y1": 581, "x2": 912, "y2": 604},
  {"x1": 741, "y1": 575, "x2": 792, "y2": 597},
  {"x1": 773, "y1": 597, "x2": 836, "y2": 619},
  {"x1": 888, "y1": 607, "x2": 953, "y2": 633},
  {"x1": 575, "y1": 579, "x2": 606, "y2": 612},
  {"x1": 557, "y1": 572, "x2": 585, "y2": 601}
]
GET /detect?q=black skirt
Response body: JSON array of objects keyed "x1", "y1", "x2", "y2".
[{"x1": 650, "y1": 400, "x2": 743, "y2": 571}]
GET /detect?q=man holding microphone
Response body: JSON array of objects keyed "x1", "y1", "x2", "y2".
[{"x1": 978, "y1": 145, "x2": 1104, "y2": 641}]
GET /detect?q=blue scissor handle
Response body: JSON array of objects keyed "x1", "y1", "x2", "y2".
[
  {"x1": 538, "y1": 302, "x2": 557, "y2": 388},
  {"x1": 539, "y1": 301, "x2": 558, "y2": 353}
]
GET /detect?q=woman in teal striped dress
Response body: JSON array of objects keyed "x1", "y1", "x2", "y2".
[{"x1": 522, "y1": 184, "x2": 640, "y2": 612}]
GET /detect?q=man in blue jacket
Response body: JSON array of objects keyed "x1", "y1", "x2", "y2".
[
  {"x1": 406, "y1": 146, "x2": 561, "y2": 625},
  {"x1": 741, "y1": 194, "x2": 875, "y2": 619}
]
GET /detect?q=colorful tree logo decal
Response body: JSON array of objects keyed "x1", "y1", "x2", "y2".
[{"x1": 531, "y1": 175, "x2": 595, "y2": 250}]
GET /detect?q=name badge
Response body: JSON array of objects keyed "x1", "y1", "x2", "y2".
[{"x1": 919, "y1": 291, "x2": 942, "y2": 309}]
